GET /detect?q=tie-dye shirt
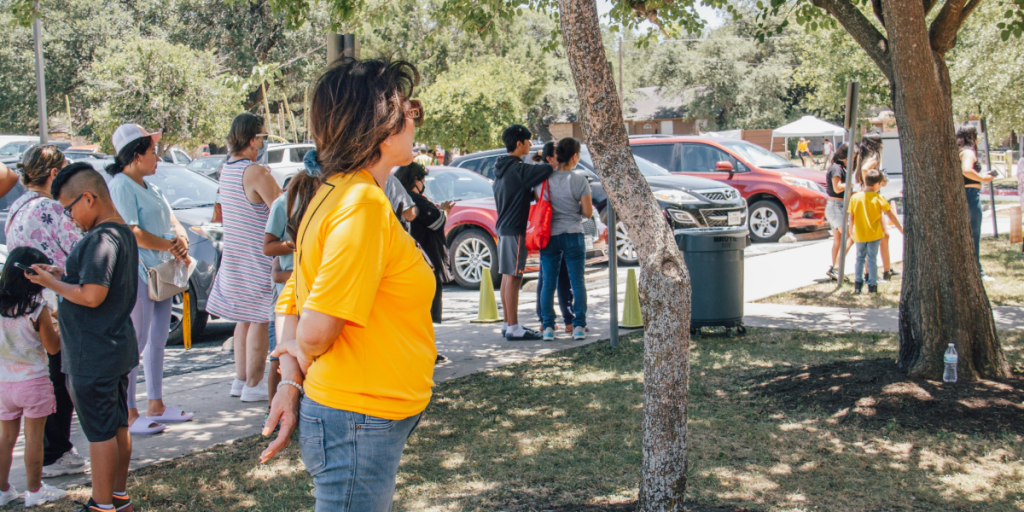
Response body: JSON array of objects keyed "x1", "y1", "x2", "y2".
[
  {"x1": 4, "y1": 190, "x2": 83, "y2": 268},
  {"x1": 0, "y1": 303, "x2": 47, "y2": 382}
]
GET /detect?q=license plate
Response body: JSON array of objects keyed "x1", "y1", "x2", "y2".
[
  {"x1": 728, "y1": 211, "x2": 742, "y2": 225},
  {"x1": 585, "y1": 236, "x2": 595, "y2": 250}
]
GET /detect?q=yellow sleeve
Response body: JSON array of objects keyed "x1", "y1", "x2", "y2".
[
  {"x1": 878, "y1": 196, "x2": 891, "y2": 212},
  {"x1": 275, "y1": 275, "x2": 297, "y2": 315},
  {"x1": 302, "y1": 202, "x2": 388, "y2": 328}
]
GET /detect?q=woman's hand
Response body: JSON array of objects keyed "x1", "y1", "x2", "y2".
[
  {"x1": 170, "y1": 236, "x2": 190, "y2": 260},
  {"x1": 270, "y1": 337, "x2": 313, "y2": 374},
  {"x1": 260, "y1": 382, "x2": 300, "y2": 463}
]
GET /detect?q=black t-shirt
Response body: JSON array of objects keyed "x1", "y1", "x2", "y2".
[
  {"x1": 59, "y1": 222, "x2": 139, "y2": 378},
  {"x1": 826, "y1": 162, "x2": 847, "y2": 199}
]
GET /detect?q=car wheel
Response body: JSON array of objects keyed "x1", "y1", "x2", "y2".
[
  {"x1": 450, "y1": 229, "x2": 500, "y2": 290},
  {"x1": 168, "y1": 283, "x2": 210, "y2": 345},
  {"x1": 614, "y1": 222, "x2": 640, "y2": 266},
  {"x1": 748, "y1": 200, "x2": 787, "y2": 243}
]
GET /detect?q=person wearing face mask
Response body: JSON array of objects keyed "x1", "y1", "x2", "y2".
[
  {"x1": 394, "y1": 162, "x2": 453, "y2": 325},
  {"x1": 206, "y1": 113, "x2": 282, "y2": 403}
]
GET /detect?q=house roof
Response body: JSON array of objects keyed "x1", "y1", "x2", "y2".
[{"x1": 549, "y1": 86, "x2": 697, "y2": 124}]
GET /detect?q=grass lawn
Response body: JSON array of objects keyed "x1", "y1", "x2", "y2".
[
  {"x1": 10, "y1": 329, "x2": 1024, "y2": 512},
  {"x1": 758, "y1": 234, "x2": 1024, "y2": 309}
]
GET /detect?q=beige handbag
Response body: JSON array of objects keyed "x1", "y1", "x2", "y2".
[{"x1": 147, "y1": 257, "x2": 197, "y2": 302}]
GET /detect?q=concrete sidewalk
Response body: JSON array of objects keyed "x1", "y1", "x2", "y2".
[{"x1": 745, "y1": 302, "x2": 1024, "y2": 332}]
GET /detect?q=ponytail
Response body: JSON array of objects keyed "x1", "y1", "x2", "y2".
[
  {"x1": 285, "y1": 171, "x2": 321, "y2": 241},
  {"x1": 105, "y1": 136, "x2": 154, "y2": 176}
]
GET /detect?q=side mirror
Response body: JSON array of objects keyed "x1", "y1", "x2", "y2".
[{"x1": 715, "y1": 161, "x2": 734, "y2": 172}]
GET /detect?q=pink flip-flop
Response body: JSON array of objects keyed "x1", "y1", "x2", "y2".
[
  {"x1": 147, "y1": 406, "x2": 193, "y2": 423},
  {"x1": 128, "y1": 418, "x2": 166, "y2": 436}
]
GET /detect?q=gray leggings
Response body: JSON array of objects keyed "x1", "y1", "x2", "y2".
[{"x1": 127, "y1": 276, "x2": 173, "y2": 409}]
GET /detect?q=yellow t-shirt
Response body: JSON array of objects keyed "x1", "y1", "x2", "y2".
[
  {"x1": 277, "y1": 170, "x2": 436, "y2": 420},
  {"x1": 797, "y1": 140, "x2": 809, "y2": 153},
  {"x1": 848, "y1": 191, "x2": 890, "y2": 243}
]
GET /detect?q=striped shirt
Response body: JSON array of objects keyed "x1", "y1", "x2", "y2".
[{"x1": 205, "y1": 158, "x2": 274, "y2": 323}]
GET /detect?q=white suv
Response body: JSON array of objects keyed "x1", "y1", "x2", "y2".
[{"x1": 266, "y1": 143, "x2": 315, "y2": 186}]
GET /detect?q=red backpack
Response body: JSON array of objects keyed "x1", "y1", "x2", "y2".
[{"x1": 525, "y1": 180, "x2": 552, "y2": 251}]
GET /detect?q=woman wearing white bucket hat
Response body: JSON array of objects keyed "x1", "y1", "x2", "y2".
[{"x1": 106, "y1": 123, "x2": 194, "y2": 436}]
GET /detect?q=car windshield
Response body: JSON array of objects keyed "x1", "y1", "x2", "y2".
[
  {"x1": 146, "y1": 165, "x2": 219, "y2": 209},
  {"x1": 0, "y1": 142, "x2": 35, "y2": 157},
  {"x1": 718, "y1": 140, "x2": 796, "y2": 169},
  {"x1": 188, "y1": 156, "x2": 224, "y2": 171},
  {"x1": 423, "y1": 168, "x2": 494, "y2": 203},
  {"x1": 579, "y1": 149, "x2": 670, "y2": 177}
]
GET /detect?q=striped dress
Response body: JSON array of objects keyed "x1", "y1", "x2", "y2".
[{"x1": 206, "y1": 158, "x2": 274, "y2": 323}]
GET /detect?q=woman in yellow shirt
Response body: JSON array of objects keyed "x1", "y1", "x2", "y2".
[{"x1": 259, "y1": 58, "x2": 435, "y2": 512}]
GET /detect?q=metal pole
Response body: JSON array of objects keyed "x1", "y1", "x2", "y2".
[
  {"x1": 33, "y1": 4, "x2": 48, "y2": 144},
  {"x1": 608, "y1": 205, "x2": 619, "y2": 348},
  {"x1": 836, "y1": 81, "x2": 860, "y2": 286},
  {"x1": 981, "y1": 117, "x2": 998, "y2": 237}
]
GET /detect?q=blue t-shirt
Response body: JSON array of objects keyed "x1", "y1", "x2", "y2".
[
  {"x1": 264, "y1": 195, "x2": 293, "y2": 296},
  {"x1": 108, "y1": 173, "x2": 173, "y2": 282}
]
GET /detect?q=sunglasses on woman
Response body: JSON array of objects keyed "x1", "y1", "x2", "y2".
[{"x1": 406, "y1": 100, "x2": 424, "y2": 128}]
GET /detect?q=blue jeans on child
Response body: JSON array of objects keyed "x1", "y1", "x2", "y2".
[
  {"x1": 855, "y1": 239, "x2": 881, "y2": 286},
  {"x1": 539, "y1": 233, "x2": 587, "y2": 330},
  {"x1": 299, "y1": 396, "x2": 422, "y2": 512}
]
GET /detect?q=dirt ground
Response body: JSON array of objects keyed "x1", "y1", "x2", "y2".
[{"x1": 754, "y1": 358, "x2": 1024, "y2": 434}]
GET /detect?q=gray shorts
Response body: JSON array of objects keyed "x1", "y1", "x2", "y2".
[
  {"x1": 497, "y1": 234, "x2": 527, "y2": 277},
  {"x1": 825, "y1": 200, "x2": 846, "y2": 230}
]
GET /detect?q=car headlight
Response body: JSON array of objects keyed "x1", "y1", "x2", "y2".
[
  {"x1": 782, "y1": 176, "x2": 826, "y2": 194},
  {"x1": 190, "y1": 223, "x2": 224, "y2": 243},
  {"x1": 653, "y1": 189, "x2": 701, "y2": 204}
]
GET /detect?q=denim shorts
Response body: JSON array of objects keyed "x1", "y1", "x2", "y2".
[
  {"x1": 299, "y1": 396, "x2": 422, "y2": 512},
  {"x1": 825, "y1": 200, "x2": 846, "y2": 230}
]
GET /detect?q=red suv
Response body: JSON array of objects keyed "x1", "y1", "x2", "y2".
[{"x1": 630, "y1": 136, "x2": 829, "y2": 243}]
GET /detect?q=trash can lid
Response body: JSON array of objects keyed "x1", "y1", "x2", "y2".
[
  {"x1": 675, "y1": 227, "x2": 748, "y2": 252},
  {"x1": 676, "y1": 227, "x2": 748, "y2": 237}
]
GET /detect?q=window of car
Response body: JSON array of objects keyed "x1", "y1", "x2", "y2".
[
  {"x1": 679, "y1": 143, "x2": 747, "y2": 173},
  {"x1": 630, "y1": 144, "x2": 676, "y2": 171},
  {"x1": 0, "y1": 183, "x2": 26, "y2": 212},
  {"x1": 422, "y1": 169, "x2": 494, "y2": 203},
  {"x1": 267, "y1": 150, "x2": 284, "y2": 164},
  {"x1": 475, "y1": 156, "x2": 499, "y2": 179},
  {"x1": 174, "y1": 150, "x2": 192, "y2": 164},
  {"x1": 290, "y1": 147, "x2": 311, "y2": 163},
  {"x1": 146, "y1": 165, "x2": 219, "y2": 209},
  {"x1": 717, "y1": 140, "x2": 795, "y2": 170}
]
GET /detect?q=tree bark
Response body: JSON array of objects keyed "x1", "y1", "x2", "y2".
[
  {"x1": 559, "y1": 1, "x2": 691, "y2": 510},
  {"x1": 879, "y1": 0, "x2": 1009, "y2": 380}
]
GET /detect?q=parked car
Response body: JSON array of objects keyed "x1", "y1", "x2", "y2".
[
  {"x1": 186, "y1": 155, "x2": 228, "y2": 180},
  {"x1": 450, "y1": 146, "x2": 748, "y2": 264},
  {"x1": 628, "y1": 135, "x2": 829, "y2": 243},
  {"x1": 64, "y1": 149, "x2": 108, "y2": 161},
  {"x1": 418, "y1": 167, "x2": 608, "y2": 289},
  {"x1": 0, "y1": 157, "x2": 223, "y2": 344},
  {"x1": 161, "y1": 147, "x2": 194, "y2": 165},
  {"x1": 265, "y1": 143, "x2": 316, "y2": 186},
  {"x1": 1, "y1": 140, "x2": 70, "y2": 166},
  {"x1": 0, "y1": 135, "x2": 39, "y2": 150}
]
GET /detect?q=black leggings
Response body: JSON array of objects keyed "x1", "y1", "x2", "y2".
[
  {"x1": 431, "y1": 272, "x2": 443, "y2": 324},
  {"x1": 43, "y1": 351, "x2": 75, "y2": 465}
]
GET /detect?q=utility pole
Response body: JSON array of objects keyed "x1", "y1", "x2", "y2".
[
  {"x1": 327, "y1": 34, "x2": 359, "y2": 64},
  {"x1": 33, "y1": 2, "x2": 48, "y2": 143},
  {"x1": 980, "y1": 116, "x2": 998, "y2": 237},
  {"x1": 836, "y1": 81, "x2": 860, "y2": 287}
]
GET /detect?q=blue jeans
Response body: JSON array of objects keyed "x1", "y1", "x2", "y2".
[
  {"x1": 536, "y1": 258, "x2": 574, "y2": 326},
  {"x1": 268, "y1": 320, "x2": 279, "y2": 362},
  {"x1": 299, "y1": 396, "x2": 422, "y2": 512},
  {"x1": 966, "y1": 187, "x2": 983, "y2": 274},
  {"x1": 539, "y1": 233, "x2": 587, "y2": 330},
  {"x1": 855, "y1": 239, "x2": 881, "y2": 286}
]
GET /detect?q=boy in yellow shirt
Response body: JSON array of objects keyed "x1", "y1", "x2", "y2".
[{"x1": 849, "y1": 169, "x2": 903, "y2": 293}]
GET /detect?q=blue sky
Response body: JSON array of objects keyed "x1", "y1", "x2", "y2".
[{"x1": 597, "y1": 0, "x2": 724, "y2": 29}]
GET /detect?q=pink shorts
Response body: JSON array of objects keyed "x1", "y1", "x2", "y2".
[{"x1": 0, "y1": 377, "x2": 56, "y2": 420}]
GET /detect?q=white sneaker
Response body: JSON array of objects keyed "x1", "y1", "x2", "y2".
[
  {"x1": 62, "y1": 448, "x2": 88, "y2": 467},
  {"x1": 230, "y1": 378, "x2": 245, "y2": 397},
  {"x1": 24, "y1": 483, "x2": 65, "y2": 507},
  {"x1": 41, "y1": 451, "x2": 88, "y2": 478},
  {"x1": 0, "y1": 485, "x2": 19, "y2": 507},
  {"x1": 240, "y1": 382, "x2": 269, "y2": 402},
  {"x1": 542, "y1": 327, "x2": 555, "y2": 342},
  {"x1": 573, "y1": 326, "x2": 586, "y2": 340}
]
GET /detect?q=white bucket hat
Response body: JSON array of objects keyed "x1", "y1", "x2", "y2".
[{"x1": 112, "y1": 124, "x2": 162, "y2": 154}]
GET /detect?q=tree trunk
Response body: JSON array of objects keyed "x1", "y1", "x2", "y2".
[
  {"x1": 559, "y1": 1, "x2": 692, "y2": 510},
  {"x1": 881, "y1": 0, "x2": 1010, "y2": 380}
]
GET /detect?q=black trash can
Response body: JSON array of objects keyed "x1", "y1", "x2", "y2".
[{"x1": 675, "y1": 227, "x2": 748, "y2": 333}]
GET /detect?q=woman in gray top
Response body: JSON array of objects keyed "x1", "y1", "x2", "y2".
[{"x1": 537, "y1": 138, "x2": 593, "y2": 341}]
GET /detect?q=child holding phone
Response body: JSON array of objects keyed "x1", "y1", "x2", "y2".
[{"x1": 0, "y1": 247, "x2": 66, "y2": 507}]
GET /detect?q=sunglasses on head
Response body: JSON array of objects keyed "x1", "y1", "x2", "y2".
[{"x1": 406, "y1": 100, "x2": 424, "y2": 128}]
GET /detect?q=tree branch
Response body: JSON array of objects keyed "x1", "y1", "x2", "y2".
[
  {"x1": 923, "y1": 0, "x2": 939, "y2": 15},
  {"x1": 871, "y1": 0, "x2": 885, "y2": 28},
  {"x1": 929, "y1": 0, "x2": 981, "y2": 55},
  {"x1": 811, "y1": 0, "x2": 893, "y2": 82}
]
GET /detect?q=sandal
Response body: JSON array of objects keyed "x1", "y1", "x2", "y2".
[
  {"x1": 128, "y1": 418, "x2": 166, "y2": 436},
  {"x1": 147, "y1": 406, "x2": 193, "y2": 423}
]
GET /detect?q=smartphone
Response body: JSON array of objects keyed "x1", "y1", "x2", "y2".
[{"x1": 13, "y1": 262, "x2": 37, "y2": 275}]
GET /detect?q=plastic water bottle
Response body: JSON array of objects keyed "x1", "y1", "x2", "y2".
[
  {"x1": 164, "y1": 234, "x2": 189, "y2": 287},
  {"x1": 943, "y1": 343, "x2": 958, "y2": 383}
]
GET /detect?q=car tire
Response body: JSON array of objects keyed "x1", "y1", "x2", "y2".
[
  {"x1": 747, "y1": 200, "x2": 787, "y2": 243},
  {"x1": 600, "y1": 208, "x2": 639, "y2": 267},
  {"x1": 168, "y1": 283, "x2": 210, "y2": 346},
  {"x1": 450, "y1": 229, "x2": 501, "y2": 290}
]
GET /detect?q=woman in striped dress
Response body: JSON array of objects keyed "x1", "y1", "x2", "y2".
[{"x1": 207, "y1": 113, "x2": 282, "y2": 402}]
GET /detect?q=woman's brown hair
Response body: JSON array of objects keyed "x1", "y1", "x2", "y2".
[
  {"x1": 308, "y1": 57, "x2": 419, "y2": 179},
  {"x1": 227, "y1": 113, "x2": 265, "y2": 154},
  {"x1": 18, "y1": 145, "x2": 66, "y2": 187}
]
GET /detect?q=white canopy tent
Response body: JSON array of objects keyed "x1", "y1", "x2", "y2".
[{"x1": 770, "y1": 116, "x2": 846, "y2": 152}]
